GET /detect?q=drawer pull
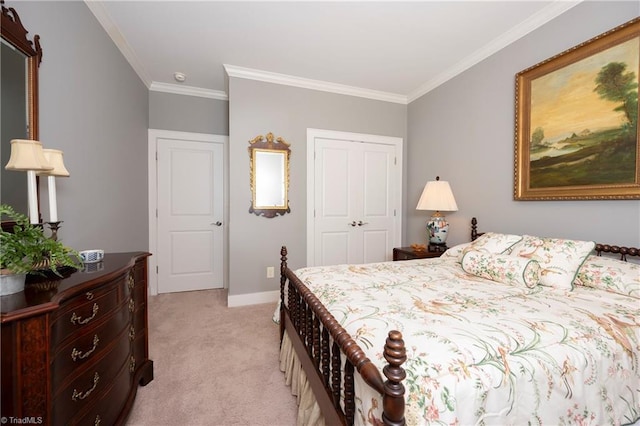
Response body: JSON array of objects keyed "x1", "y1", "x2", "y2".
[
  {"x1": 86, "y1": 292, "x2": 94, "y2": 300},
  {"x1": 128, "y1": 299, "x2": 135, "y2": 312},
  {"x1": 95, "y1": 415, "x2": 101, "y2": 426},
  {"x1": 127, "y1": 272, "x2": 135, "y2": 291},
  {"x1": 71, "y1": 372, "x2": 99, "y2": 401},
  {"x1": 129, "y1": 355, "x2": 136, "y2": 373},
  {"x1": 71, "y1": 335, "x2": 100, "y2": 361},
  {"x1": 70, "y1": 303, "x2": 99, "y2": 325},
  {"x1": 129, "y1": 325, "x2": 135, "y2": 341}
]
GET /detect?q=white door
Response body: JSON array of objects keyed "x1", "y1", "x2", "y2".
[
  {"x1": 157, "y1": 138, "x2": 224, "y2": 293},
  {"x1": 308, "y1": 130, "x2": 402, "y2": 266}
]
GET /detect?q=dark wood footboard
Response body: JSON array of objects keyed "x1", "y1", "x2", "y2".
[{"x1": 279, "y1": 247, "x2": 406, "y2": 426}]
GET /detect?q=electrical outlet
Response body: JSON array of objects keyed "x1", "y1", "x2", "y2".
[{"x1": 267, "y1": 266, "x2": 275, "y2": 278}]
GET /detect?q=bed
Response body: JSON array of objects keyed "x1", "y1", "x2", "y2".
[{"x1": 277, "y1": 218, "x2": 640, "y2": 425}]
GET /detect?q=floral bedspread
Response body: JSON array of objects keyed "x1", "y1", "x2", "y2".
[{"x1": 293, "y1": 257, "x2": 640, "y2": 425}]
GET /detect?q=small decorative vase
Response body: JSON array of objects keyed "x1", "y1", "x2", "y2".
[
  {"x1": 426, "y1": 213, "x2": 450, "y2": 245},
  {"x1": 0, "y1": 272, "x2": 27, "y2": 296}
]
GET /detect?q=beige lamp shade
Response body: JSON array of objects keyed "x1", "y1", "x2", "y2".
[
  {"x1": 416, "y1": 177, "x2": 458, "y2": 211},
  {"x1": 4, "y1": 139, "x2": 54, "y2": 172},
  {"x1": 39, "y1": 149, "x2": 70, "y2": 177}
]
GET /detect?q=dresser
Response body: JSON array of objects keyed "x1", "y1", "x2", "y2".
[{"x1": 0, "y1": 252, "x2": 153, "y2": 426}]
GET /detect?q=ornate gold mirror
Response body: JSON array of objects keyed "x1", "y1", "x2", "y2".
[
  {"x1": 248, "y1": 132, "x2": 291, "y2": 218},
  {"x1": 1, "y1": 0, "x2": 43, "y2": 223}
]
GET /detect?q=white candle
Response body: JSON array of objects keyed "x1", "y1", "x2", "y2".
[
  {"x1": 48, "y1": 175, "x2": 58, "y2": 223},
  {"x1": 27, "y1": 170, "x2": 39, "y2": 224}
]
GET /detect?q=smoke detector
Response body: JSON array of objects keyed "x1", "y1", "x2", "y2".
[{"x1": 173, "y1": 72, "x2": 186, "y2": 83}]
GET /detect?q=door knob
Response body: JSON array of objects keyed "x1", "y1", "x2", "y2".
[
  {"x1": 349, "y1": 221, "x2": 357, "y2": 227},
  {"x1": 357, "y1": 221, "x2": 368, "y2": 226},
  {"x1": 212, "y1": 221, "x2": 222, "y2": 226}
]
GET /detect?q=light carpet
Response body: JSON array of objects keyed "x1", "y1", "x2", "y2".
[{"x1": 126, "y1": 289, "x2": 298, "y2": 426}]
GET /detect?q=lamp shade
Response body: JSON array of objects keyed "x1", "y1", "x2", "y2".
[
  {"x1": 4, "y1": 139, "x2": 53, "y2": 172},
  {"x1": 39, "y1": 149, "x2": 70, "y2": 177},
  {"x1": 416, "y1": 177, "x2": 458, "y2": 212}
]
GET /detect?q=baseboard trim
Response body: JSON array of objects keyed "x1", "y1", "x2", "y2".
[{"x1": 227, "y1": 290, "x2": 279, "y2": 307}]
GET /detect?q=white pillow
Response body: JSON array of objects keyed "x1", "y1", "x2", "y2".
[
  {"x1": 462, "y1": 250, "x2": 541, "y2": 288},
  {"x1": 441, "y1": 243, "x2": 471, "y2": 260},
  {"x1": 509, "y1": 235, "x2": 595, "y2": 290}
]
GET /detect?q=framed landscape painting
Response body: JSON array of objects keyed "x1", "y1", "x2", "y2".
[{"x1": 515, "y1": 17, "x2": 640, "y2": 200}]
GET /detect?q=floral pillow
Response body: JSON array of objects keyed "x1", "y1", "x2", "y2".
[
  {"x1": 574, "y1": 255, "x2": 640, "y2": 298},
  {"x1": 508, "y1": 235, "x2": 595, "y2": 290},
  {"x1": 457, "y1": 232, "x2": 522, "y2": 262},
  {"x1": 461, "y1": 250, "x2": 541, "y2": 288}
]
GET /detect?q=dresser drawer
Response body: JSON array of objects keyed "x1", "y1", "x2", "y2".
[
  {"x1": 70, "y1": 359, "x2": 132, "y2": 426},
  {"x1": 51, "y1": 277, "x2": 125, "y2": 346},
  {"x1": 131, "y1": 300, "x2": 148, "y2": 377},
  {"x1": 133, "y1": 260, "x2": 146, "y2": 282},
  {"x1": 52, "y1": 326, "x2": 131, "y2": 425},
  {"x1": 132, "y1": 279, "x2": 147, "y2": 304},
  {"x1": 51, "y1": 298, "x2": 132, "y2": 389}
]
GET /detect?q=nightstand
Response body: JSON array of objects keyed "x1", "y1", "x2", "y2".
[{"x1": 393, "y1": 246, "x2": 447, "y2": 261}]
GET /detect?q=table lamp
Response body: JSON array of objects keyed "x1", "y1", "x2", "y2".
[{"x1": 416, "y1": 176, "x2": 458, "y2": 250}]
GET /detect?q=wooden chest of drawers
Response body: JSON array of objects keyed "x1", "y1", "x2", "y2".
[{"x1": 0, "y1": 252, "x2": 153, "y2": 426}]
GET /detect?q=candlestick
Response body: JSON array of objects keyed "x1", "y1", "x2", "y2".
[{"x1": 47, "y1": 221, "x2": 62, "y2": 241}]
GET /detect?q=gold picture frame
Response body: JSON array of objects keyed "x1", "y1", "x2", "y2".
[
  {"x1": 515, "y1": 17, "x2": 640, "y2": 200},
  {"x1": 248, "y1": 132, "x2": 291, "y2": 218}
]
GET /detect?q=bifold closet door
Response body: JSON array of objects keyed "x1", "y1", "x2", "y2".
[{"x1": 313, "y1": 137, "x2": 397, "y2": 266}]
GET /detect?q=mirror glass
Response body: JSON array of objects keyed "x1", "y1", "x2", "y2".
[
  {"x1": 254, "y1": 150, "x2": 287, "y2": 208},
  {"x1": 249, "y1": 132, "x2": 291, "y2": 218},
  {"x1": 1, "y1": 39, "x2": 29, "y2": 214}
]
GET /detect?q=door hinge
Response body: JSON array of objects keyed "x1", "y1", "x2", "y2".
[
  {"x1": 156, "y1": 265, "x2": 158, "y2": 274},
  {"x1": 394, "y1": 157, "x2": 397, "y2": 165},
  {"x1": 156, "y1": 208, "x2": 158, "y2": 218}
]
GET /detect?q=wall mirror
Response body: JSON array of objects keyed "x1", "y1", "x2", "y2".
[
  {"x1": 248, "y1": 132, "x2": 291, "y2": 218},
  {"x1": 1, "y1": 0, "x2": 43, "y2": 225}
]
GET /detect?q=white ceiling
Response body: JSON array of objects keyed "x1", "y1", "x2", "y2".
[{"x1": 86, "y1": 1, "x2": 582, "y2": 104}]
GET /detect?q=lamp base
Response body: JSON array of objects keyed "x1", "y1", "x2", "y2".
[
  {"x1": 426, "y1": 212, "x2": 450, "y2": 245},
  {"x1": 428, "y1": 243, "x2": 448, "y2": 253}
]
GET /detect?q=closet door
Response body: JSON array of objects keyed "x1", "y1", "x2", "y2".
[{"x1": 312, "y1": 134, "x2": 399, "y2": 266}]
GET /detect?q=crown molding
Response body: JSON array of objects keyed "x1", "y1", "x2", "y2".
[
  {"x1": 84, "y1": 0, "x2": 151, "y2": 88},
  {"x1": 407, "y1": 0, "x2": 583, "y2": 103},
  {"x1": 224, "y1": 64, "x2": 408, "y2": 105},
  {"x1": 149, "y1": 82, "x2": 229, "y2": 101}
]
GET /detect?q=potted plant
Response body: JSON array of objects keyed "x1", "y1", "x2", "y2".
[{"x1": 0, "y1": 204, "x2": 80, "y2": 295}]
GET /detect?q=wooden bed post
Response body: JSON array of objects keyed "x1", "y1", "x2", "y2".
[
  {"x1": 280, "y1": 246, "x2": 287, "y2": 342},
  {"x1": 382, "y1": 331, "x2": 406, "y2": 426},
  {"x1": 471, "y1": 217, "x2": 479, "y2": 241}
]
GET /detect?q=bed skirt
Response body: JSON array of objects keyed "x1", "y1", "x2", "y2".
[{"x1": 279, "y1": 332, "x2": 326, "y2": 426}]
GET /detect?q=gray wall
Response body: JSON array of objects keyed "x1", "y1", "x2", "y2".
[
  {"x1": 149, "y1": 91, "x2": 229, "y2": 135},
  {"x1": 407, "y1": 1, "x2": 640, "y2": 248},
  {"x1": 15, "y1": 1, "x2": 149, "y2": 252},
  {"x1": 228, "y1": 78, "x2": 407, "y2": 296}
]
